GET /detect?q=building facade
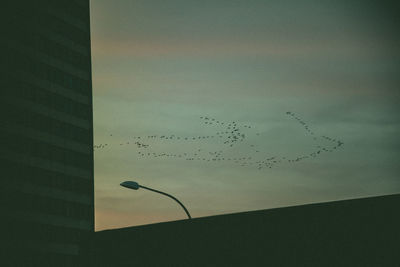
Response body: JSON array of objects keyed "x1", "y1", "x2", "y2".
[{"x1": 1, "y1": 1, "x2": 93, "y2": 266}]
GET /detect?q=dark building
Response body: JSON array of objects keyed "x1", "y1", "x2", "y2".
[
  {"x1": 93, "y1": 194, "x2": 400, "y2": 267},
  {"x1": 1, "y1": 1, "x2": 93, "y2": 266}
]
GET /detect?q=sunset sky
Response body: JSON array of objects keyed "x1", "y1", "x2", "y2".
[{"x1": 90, "y1": 0, "x2": 400, "y2": 231}]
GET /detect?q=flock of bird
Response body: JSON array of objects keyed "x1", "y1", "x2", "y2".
[{"x1": 94, "y1": 112, "x2": 344, "y2": 170}]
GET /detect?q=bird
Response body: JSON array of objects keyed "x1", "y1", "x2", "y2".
[{"x1": 96, "y1": 112, "x2": 343, "y2": 171}]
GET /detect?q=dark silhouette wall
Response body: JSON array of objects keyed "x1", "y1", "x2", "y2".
[
  {"x1": 1, "y1": 1, "x2": 93, "y2": 266},
  {"x1": 92, "y1": 194, "x2": 400, "y2": 267}
]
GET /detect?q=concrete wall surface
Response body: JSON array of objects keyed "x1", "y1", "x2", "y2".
[{"x1": 91, "y1": 194, "x2": 400, "y2": 267}]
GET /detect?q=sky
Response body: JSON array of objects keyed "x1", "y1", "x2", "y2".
[{"x1": 90, "y1": 0, "x2": 400, "y2": 231}]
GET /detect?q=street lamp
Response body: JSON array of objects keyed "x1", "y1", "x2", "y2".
[{"x1": 120, "y1": 181, "x2": 191, "y2": 219}]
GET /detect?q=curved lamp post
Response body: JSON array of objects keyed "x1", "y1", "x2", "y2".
[{"x1": 120, "y1": 181, "x2": 191, "y2": 219}]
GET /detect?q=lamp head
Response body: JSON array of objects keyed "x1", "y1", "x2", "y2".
[{"x1": 120, "y1": 181, "x2": 140, "y2": 190}]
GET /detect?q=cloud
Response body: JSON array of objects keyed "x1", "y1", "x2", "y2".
[{"x1": 91, "y1": 0, "x2": 400, "y2": 230}]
